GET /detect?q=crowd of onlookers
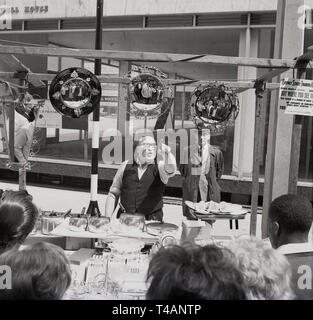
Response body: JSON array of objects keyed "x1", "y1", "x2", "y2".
[{"x1": 0, "y1": 189, "x2": 312, "y2": 300}]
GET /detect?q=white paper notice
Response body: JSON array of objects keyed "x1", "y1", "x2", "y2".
[
  {"x1": 279, "y1": 79, "x2": 313, "y2": 117},
  {"x1": 36, "y1": 100, "x2": 62, "y2": 128}
]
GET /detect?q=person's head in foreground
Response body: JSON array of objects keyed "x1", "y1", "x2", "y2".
[
  {"x1": 0, "y1": 190, "x2": 39, "y2": 254},
  {"x1": 0, "y1": 242, "x2": 71, "y2": 300},
  {"x1": 146, "y1": 244, "x2": 247, "y2": 300},
  {"x1": 227, "y1": 237, "x2": 294, "y2": 300},
  {"x1": 268, "y1": 194, "x2": 313, "y2": 249}
]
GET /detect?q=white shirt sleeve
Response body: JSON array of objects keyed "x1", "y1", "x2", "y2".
[{"x1": 109, "y1": 160, "x2": 128, "y2": 196}]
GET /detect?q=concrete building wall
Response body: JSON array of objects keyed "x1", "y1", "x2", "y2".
[{"x1": 0, "y1": 0, "x2": 278, "y2": 19}]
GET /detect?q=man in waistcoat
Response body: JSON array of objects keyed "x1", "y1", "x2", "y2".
[{"x1": 104, "y1": 135, "x2": 176, "y2": 221}]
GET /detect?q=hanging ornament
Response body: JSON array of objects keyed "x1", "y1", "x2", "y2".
[
  {"x1": 49, "y1": 67, "x2": 101, "y2": 118},
  {"x1": 190, "y1": 82, "x2": 240, "y2": 134},
  {"x1": 128, "y1": 66, "x2": 174, "y2": 119}
]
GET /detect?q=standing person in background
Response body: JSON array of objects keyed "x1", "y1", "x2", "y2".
[
  {"x1": 179, "y1": 127, "x2": 224, "y2": 220},
  {"x1": 104, "y1": 135, "x2": 176, "y2": 222},
  {"x1": 14, "y1": 110, "x2": 35, "y2": 165}
]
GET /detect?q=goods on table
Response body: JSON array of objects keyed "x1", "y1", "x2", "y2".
[
  {"x1": 88, "y1": 217, "x2": 111, "y2": 233},
  {"x1": 118, "y1": 213, "x2": 145, "y2": 233},
  {"x1": 69, "y1": 215, "x2": 88, "y2": 232},
  {"x1": 185, "y1": 200, "x2": 246, "y2": 215}
]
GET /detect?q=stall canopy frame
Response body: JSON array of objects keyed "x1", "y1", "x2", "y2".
[{"x1": 0, "y1": 44, "x2": 312, "y2": 236}]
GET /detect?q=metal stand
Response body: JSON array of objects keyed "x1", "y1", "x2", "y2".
[
  {"x1": 87, "y1": 0, "x2": 103, "y2": 217},
  {"x1": 250, "y1": 79, "x2": 266, "y2": 236}
]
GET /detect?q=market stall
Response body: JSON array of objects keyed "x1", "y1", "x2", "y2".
[{"x1": 0, "y1": 1, "x2": 312, "y2": 244}]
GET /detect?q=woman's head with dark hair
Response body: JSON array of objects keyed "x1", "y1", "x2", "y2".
[
  {"x1": 0, "y1": 242, "x2": 71, "y2": 300},
  {"x1": 146, "y1": 244, "x2": 247, "y2": 300},
  {"x1": 0, "y1": 190, "x2": 39, "y2": 253}
]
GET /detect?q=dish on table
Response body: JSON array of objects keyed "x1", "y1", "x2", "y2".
[
  {"x1": 185, "y1": 200, "x2": 247, "y2": 215},
  {"x1": 68, "y1": 215, "x2": 88, "y2": 232},
  {"x1": 88, "y1": 217, "x2": 111, "y2": 233},
  {"x1": 118, "y1": 213, "x2": 145, "y2": 233},
  {"x1": 145, "y1": 222, "x2": 178, "y2": 236}
]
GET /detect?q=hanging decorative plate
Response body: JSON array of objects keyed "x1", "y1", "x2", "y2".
[
  {"x1": 190, "y1": 83, "x2": 240, "y2": 134},
  {"x1": 128, "y1": 66, "x2": 174, "y2": 119},
  {"x1": 49, "y1": 67, "x2": 101, "y2": 118}
]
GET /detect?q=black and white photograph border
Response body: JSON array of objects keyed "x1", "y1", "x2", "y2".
[{"x1": 0, "y1": 0, "x2": 312, "y2": 308}]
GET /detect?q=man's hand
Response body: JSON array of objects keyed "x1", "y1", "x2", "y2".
[
  {"x1": 157, "y1": 139, "x2": 171, "y2": 157},
  {"x1": 157, "y1": 139, "x2": 177, "y2": 179}
]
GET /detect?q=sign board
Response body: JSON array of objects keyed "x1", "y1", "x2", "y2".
[
  {"x1": 0, "y1": 0, "x2": 96, "y2": 20},
  {"x1": 101, "y1": 88, "x2": 118, "y2": 115},
  {"x1": 279, "y1": 79, "x2": 313, "y2": 117},
  {"x1": 36, "y1": 99, "x2": 62, "y2": 129},
  {"x1": 37, "y1": 100, "x2": 88, "y2": 130},
  {"x1": 62, "y1": 116, "x2": 88, "y2": 130}
]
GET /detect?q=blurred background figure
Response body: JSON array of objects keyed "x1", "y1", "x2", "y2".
[
  {"x1": 179, "y1": 128, "x2": 223, "y2": 220},
  {"x1": 227, "y1": 237, "x2": 294, "y2": 300},
  {"x1": 0, "y1": 190, "x2": 38, "y2": 255},
  {"x1": 268, "y1": 194, "x2": 313, "y2": 300},
  {"x1": 146, "y1": 244, "x2": 247, "y2": 300},
  {"x1": 14, "y1": 110, "x2": 36, "y2": 165},
  {"x1": 0, "y1": 242, "x2": 71, "y2": 300}
]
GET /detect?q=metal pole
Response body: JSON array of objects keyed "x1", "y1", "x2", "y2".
[
  {"x1": 250, "y1": 80, "x2": 266, "y2": 236},
  {"x1": 87, "y1": 0, "x2": 103, "y2": 217},
  {"x1": 288, "y1": 58, "x2": 308, "y2": 193},
  {"x1": 144, "y1": 114, "x2": 147, "y2": 129}
]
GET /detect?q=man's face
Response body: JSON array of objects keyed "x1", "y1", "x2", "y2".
[{"x1": 136, "y1": 136, "x2": 157, "y2": 164}]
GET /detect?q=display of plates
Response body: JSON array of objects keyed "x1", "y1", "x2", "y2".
[
  {"x1": 184, "y1": 201, "x2": 211, "y2": 215},
  {"x1": 185, "y1": 200, "x2": 248, "y2": 216}
]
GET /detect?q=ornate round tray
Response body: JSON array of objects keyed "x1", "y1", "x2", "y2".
[
  {"x1": 190, "y1": 83, "x2": 239, "y2": 134},
  {"x1": 128, "y1": 66, "x2": 174, "y2": 119},
  {"x1": 49, "y1": 67, "x2": 101, "y2": 118}
]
